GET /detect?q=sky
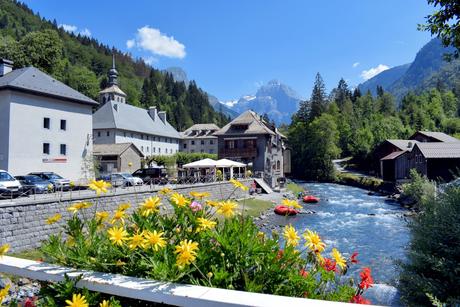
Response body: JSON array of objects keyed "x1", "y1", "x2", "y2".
[{"x1": 23, "y1": 0, "x2": 435, "y2": 101}]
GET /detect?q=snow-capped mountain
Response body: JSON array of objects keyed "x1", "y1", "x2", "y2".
[{"x1": 220, "y1": 80, "x2": 302, "y2": 125}]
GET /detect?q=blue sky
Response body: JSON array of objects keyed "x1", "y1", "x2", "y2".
[{"x1": 23, "y1": 0, "x2": 434, "y2": 101}]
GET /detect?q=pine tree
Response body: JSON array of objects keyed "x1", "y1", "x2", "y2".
[{"x1": 308, "y1": 73, "x2": 328, "y2": 121}]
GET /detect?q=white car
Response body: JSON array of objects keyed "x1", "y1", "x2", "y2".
[
  {"x1": 0, "y1": 170, "x2": 22, "y2": 198},
  {"x1": 118, "y1": 173, "x2": 144, "y2": 186}
]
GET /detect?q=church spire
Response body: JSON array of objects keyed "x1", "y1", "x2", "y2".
[{"x1": 108, "y1": 54, "x2": 118, "y2": 86}]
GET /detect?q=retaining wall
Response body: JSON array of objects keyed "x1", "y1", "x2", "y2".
[{"x1": 0, "y1": 180, "x2": 250, "y2": 252}]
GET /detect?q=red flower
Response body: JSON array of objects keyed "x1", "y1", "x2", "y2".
[
  {"x1": 322, "y1": 257, "x2": 337, "y2": 272},
  {"x1": 350, "y1": 295, "x2": 371, "y2": 304},
  {"x1": 24, "y1": 297, "x2": 37, "y2": 307},
  {"x1": 359, "y1": 267, "x2": 374, "y2": 289},
  {"x1": 350, "y1": 252, "x2": 359, "y2": 264},
  {"x1": 299, "y1": 268, "x2": 309, "y2": 277}
]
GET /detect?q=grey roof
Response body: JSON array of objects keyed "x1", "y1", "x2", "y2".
[
  {"x1": 93, "y1": 143, "x2": 144, "y2": 157},
  {"x1": 386, "y1": 140, "x2": 418, "y2": 151},
  {"x1": 0, "y1": 67, "x2": 97, "y2": 106},
  {"x1": 181, "y1": 123, "x2": 220, "y2": 139},
  {"x1": 93, "y1": 101, "x2": 181, "y2": 139},
  {"x1": 415, "y1": 142, "x2": 460, "y2": 158},
  {"x1": 414, "y1": 131, "x2": 460, "y2": 143},
  {"x1": 99, "y1": 84, "x2": 126, "y2": 96},
  {"x1": 381, "y1": 150, "x2": 407, "y2": 161},
  {"x1": 214, "y1": 110, "x2": 276, "y2": 136}
]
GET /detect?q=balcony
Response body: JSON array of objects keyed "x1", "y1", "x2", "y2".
[{"x1": 219, "y1": 147, "x2": 257, "y2": 159}]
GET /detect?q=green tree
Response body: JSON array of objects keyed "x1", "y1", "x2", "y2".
[
  {"x1": 308, "y1": 73, "x2": 328, "y2": 121},
  {"x1": 0, "y1": 34, "x2": 27, "y2": 67},
  {"x1": 66, "y1": 65, "x2": 100, "y2": 99}
]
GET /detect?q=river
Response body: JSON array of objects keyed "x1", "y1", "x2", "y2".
[{"x1": 267, "y1": 182, "x2": 411, "y2": 306}]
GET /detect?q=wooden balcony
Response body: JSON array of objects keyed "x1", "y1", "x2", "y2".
[{"x1": 219, "y1": 147, "x2": 257, "y2": 159}]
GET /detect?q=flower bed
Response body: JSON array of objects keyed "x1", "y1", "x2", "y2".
[{"x1": 0, "y1": 180, "x2": 374, "y2": 306}]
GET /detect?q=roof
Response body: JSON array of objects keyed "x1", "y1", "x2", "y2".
[
  {"x1": 386, "y1": 140, "x2": 418, "y2": 151},
  {"x1": 381, "y1": 150, "x2": 407, "y2": 161},
  {"x1": 183, "y1": 158, "x2": 218, "y2": 168},
  {"x1": 99, "y1": 84, "x2": 126, "y2": 96},
  {"x1": 93, "y1": 143, "x2": 144, "y2": 157},
  {"x1": 215, "y1": 158, "x2": 247, "y2": 167},
  {"x1": 0, "y1": 67, "x2": 97, "y2": 106},
  {"x1": 181, "y1": 123, "x2": 220, "y2": 139},
  {"x1": 415, "y1": 142, "x2": 460, "y2": 158},
  {"x1": 411, "y1": 131, "x2": 460, "y2": 143},
  {"x1": 93, "y1": 101, "x2": 181, "y2": 139},
  {"x1": 214, "y1": 110, "x2": 276, "y2": 136}
]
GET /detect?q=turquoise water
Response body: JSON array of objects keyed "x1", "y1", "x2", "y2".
[{"x1": 270, "y1": 183, "x2": 410, "y2": 306}]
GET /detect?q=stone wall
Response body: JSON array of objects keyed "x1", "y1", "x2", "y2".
[{"x1": 0, "y1": 180, "x2": 250, "y2": 252}]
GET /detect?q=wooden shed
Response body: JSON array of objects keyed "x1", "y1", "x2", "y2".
[{"x1": 380, "y1": 151, "x2": 411, "y2": 181}]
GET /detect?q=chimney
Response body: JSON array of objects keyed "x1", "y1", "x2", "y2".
[
  {"x1": 407, "y1": 141, "x2": 413, "y2": 149},
  {"x1": 158, "y1": 111, "x2": 167, "y2": 124},
  {"x1": 148, "y1": 106, "x2": 157, "y2": 121},
  {"x1": 0, "y1": 59, "x2": 14, "y2": 77}
]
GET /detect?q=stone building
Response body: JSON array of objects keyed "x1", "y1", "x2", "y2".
[
  {"x1": 0, "y1": 59, "x2": 97, "y2": 181},
  {"x1": 93, "y1": 143, "x2": 144, "y2": 175},
  {"x1": 180, "y1": 124, "x2": 219, "y2": 154}
]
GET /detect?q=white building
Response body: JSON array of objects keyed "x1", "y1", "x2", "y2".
[
  {"x1": 180, "y1": 124, "x2": 219, "y2": 154},
  {"x1": 0, "y1": 59, "x2": 98, "y2": 181},
  {"x1": 93, "y1": 59, "x2": 180, "y2": 157}
]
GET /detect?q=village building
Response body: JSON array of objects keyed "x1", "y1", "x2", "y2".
[
  {"x1": 377, "y1": 131, "x2": 460, "y2": 182},
  {"x1": 0, "y1": 59, "x2": 97, "y2": 181},
  {"x1": 213, "y1": 110, "x2": 289, "y2": 187},
  {"x1": 92, "y1": 58, "x2": 181, "y2": 161},
  {"x1": 93, "y1": 143, "x2": 144, "y2": 175},
  {"x1": 180, "y1": 124, "x2": 219, "y2": 154}
]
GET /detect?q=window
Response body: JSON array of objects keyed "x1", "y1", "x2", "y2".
[
  {"x1": 158, "y1": 148, "x2": 161, "y2": 154},
  {"x1": 225, "y1": 140, "x2": 236, "y2": 149},
  {"x1": 43, "y1": 143, "x2": 50, "y2": 154},
  {"x1": 141, "y1": 146, "x2": 144, "y2": 152},
  {"x1": 191, "y1": 140, "x2": 195, "y2": 145},
  {"x1": 124, "y1": 132, "x2": 126, "y2": 137},
  {"x1": 210, "y1": 140, "x2": 214, "y2": 145},
  {"x1": 209, "y1": 149, "x2": 214, "y2": 154},
  {"x1": 201, "y1": 140, "x2": 205, "y2": 145},
  {"x1": 97, "y1": 131, "x2": 101, "y2": 137},
  {"x1": 60, "y1": 119, "x2": 66, "y2": 131},
  {"x1": 141, "y1": 134, "x2": 144, "y2": 140},
  {"x1": 60, "y1": 144, "x2": 67, "y2": 155},
  {"x1": 106, "y1": 131, "x2": 110, "y2": 137},
  {"x1": 201, "y1": 149, "x2": 204, "y2": 153},
  {"x1": 131, "y1": 133, "x2": 134, "y2": 138},
  {"x1": 153, "y1": 147, "x2": 156, "y2": 153},
  {"x1": 43, "y1": 117, "x2": 50, "y2": 129},
  {"x1": 183, "y1": 143, "x2": 187, "y2": 149},
  {"x1": 147, "y1": 147, "x2": 149, "y2": 152}
]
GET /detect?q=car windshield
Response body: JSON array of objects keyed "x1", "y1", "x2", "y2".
[
  {"x1": 121, "y1": 173, "x2": 133, "y2": 178},
  {"x1": 26, "y1": 176, "x2": 45, "y2": 183},
  {"x1": 47, "y1": 173, "x2": 63, "y2": 180},
  {"x1": 0, "y1": 172, "x2": 15, "y2": 181}
]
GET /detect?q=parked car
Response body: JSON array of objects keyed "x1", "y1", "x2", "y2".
[
  {"x1": 28, "y1": 172, "x2": 70, "y2": 191},
  {"x1": 118, "y1": 173, "x2": 144, "y2": 186},
  {"x1": 132, "y1": 167, "x2": 168, "y2": 184},
  {"x1": 98, "y1": 173, "x2": 125, "y2": 188},
  {"x1": 15, "y1": 175, "x2": 50, "y2": 194},
  {"x1": 0, "y1": 170, "x2": 22, "y2": 198}
]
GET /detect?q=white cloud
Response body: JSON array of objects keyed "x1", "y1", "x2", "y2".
[
  {"x1": 59, "y1": 24, "x2": 77, "y2": 32},
  {"x1": 352, "y1": 62, "x2": 360, "y2": 68},
  {"x1": 142, "y1": 56, "x2": 158, "y2": 65},
  {"x1": 360, "y1": 64, "x2": 390, "y2": 80},
  {"x1": 128, "y1": 26, "x2": 186, "y2": 59},
  {"x1": 126, "y1": 39, "x2": 135, "y2": 49},
  {"x1": 79, "y1": 28, "x2": 91, "y2": 37}
]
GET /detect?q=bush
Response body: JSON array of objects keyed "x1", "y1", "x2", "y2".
[
  {"x1": 401, "y1": 169, "x2": 436, "y2": 208},
  {"x1": 399, "y1": 185, "x2": 460, "y2": 306},
  {"x1": 36, "y1": 181, "x2": 375, "y2": 304}
]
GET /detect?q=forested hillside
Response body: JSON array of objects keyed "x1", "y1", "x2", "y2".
[{"x1": 0, "y1": 0, "x2": 229, "y2": 130}]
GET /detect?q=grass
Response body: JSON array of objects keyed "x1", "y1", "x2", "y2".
[
  {"x1": 237, "y1": 198, "x2": 274, "y2": 217},
  {"x1": 10, "y1": 249, "x2": 45, "y2": 261},
  {"x1": 286, "y1": 182, "x2": 304, "y2": 195}
]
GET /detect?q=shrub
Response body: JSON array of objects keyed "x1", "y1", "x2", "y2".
[
  {"x1": 37, "y1": 180, "x2": 374, "y2": 304},
  {"x1": 401, "y1": 169, "x2": 436, "y2": 208}
]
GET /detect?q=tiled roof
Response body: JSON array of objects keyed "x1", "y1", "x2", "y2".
[
  {"x1": 412, "y1": 131, "x2": 460, "y2": 143},
  {"x1": 214, "y1": 110, "x2": 276, "y2": 136},
  {"x1": 93, "y1": 101, "x2": 181, "y2": 139},
  {"x1": 93, "y1": 143, "x2": 144, "y2": 157},
  {"x1": 416, "y1": 142, "x2": 460, "y2": 158},
  {"x1": 0, "y1": 67, "x2": 97, "y2": 106}
]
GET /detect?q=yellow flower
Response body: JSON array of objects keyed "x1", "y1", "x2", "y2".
[
  {"x1": 174, "y1": 240, "x2": 199, "y2": 268},
  {"x1": 282, "y1": 199, "x2": 302, "y2": 209},
  {"x1": 0, "y1": 244, "x2": 10, "y2": 256},
  {"x1": 107, "y1": 226, "x2": 128, "y2": 246},
  {"x1": 283, "y1": 224, "x2": 300, "y2": 247},
  {"x1": 67, "y1": 202, "x2": 92, "y2": 214},
  {"x1": 95, "y1": 211, "x2": 110, "y2": 222},
  {"x1": 65, "y1": 293, "x2": 88, "y2": 307},
  {"x1": 170, "y1": 193, "x2": 189, "y2": 207},
  {"x1": 46, "y1": 213, "x2": 62, "y2": 225},
  {"x1": 196, "y1": 217, "x2": 216, "y2": 232},
  {"x1": 140, "y1": 196, "x2": 161, "y2": 216},
  {"x1": 111, "y1": 209, "x2": 127, "y2": 224},
  {"x1": 332, "y1": 248, "x2": 346, "y2": 270},
  {"x1": 128, "y1": 232, "x2": 146, "y2": 250},
  {"x1": 99, "y1": 300, "x2": 110, "y2": 307},
  {"x1": 216, "y1": 200, "x2": 238, "y2": 218},
  {"x1": 256, "y1": 231, "x2": 265, "y2": 240},
  {"x1": 207, "y1": 272, "x2": 213, "y2": 278},
  {"x1": 144, "y1": 230, "x2": 166, "y2": 251},
  {"x1": 229, "y1": 179, "x2": 248, "y2": 191},
  {"x1": 88, "y1": 179, "x2": 111, "y2": 195},
  {"x1": 205, "y1": 200, "x2": 219, "y2": 207},
  {"x1": 0, "y1": 284, "x2": 11, "y2": 304},
  {"x1": 116, "y1": 259, "x2": 126, "y2": 266},
  {"x1": 66, "y1": 236, "x2": 75, "y2": 247},
  {"x1": 303, "y1": 229, "x2": 326, "y2": 253},
  {"x1": 159, "y1": 187, "x2": 172, "y2": 195},
  {"x1": 190, "y1": 191, "x2": 210, "y2": 199},
  {"x1": 117, "y1": 203, "x2": 131, "y2": 211},
  {"x1": 128, "y1": 162, "x2": 133, "y2": 167},
  {"x1": 69, "y1": 181, "x2": 75, "y2": 188}
]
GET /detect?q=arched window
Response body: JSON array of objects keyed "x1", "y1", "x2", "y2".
[{"x1": 277, "y1": 160, "x2": 281, "y2": 170}]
